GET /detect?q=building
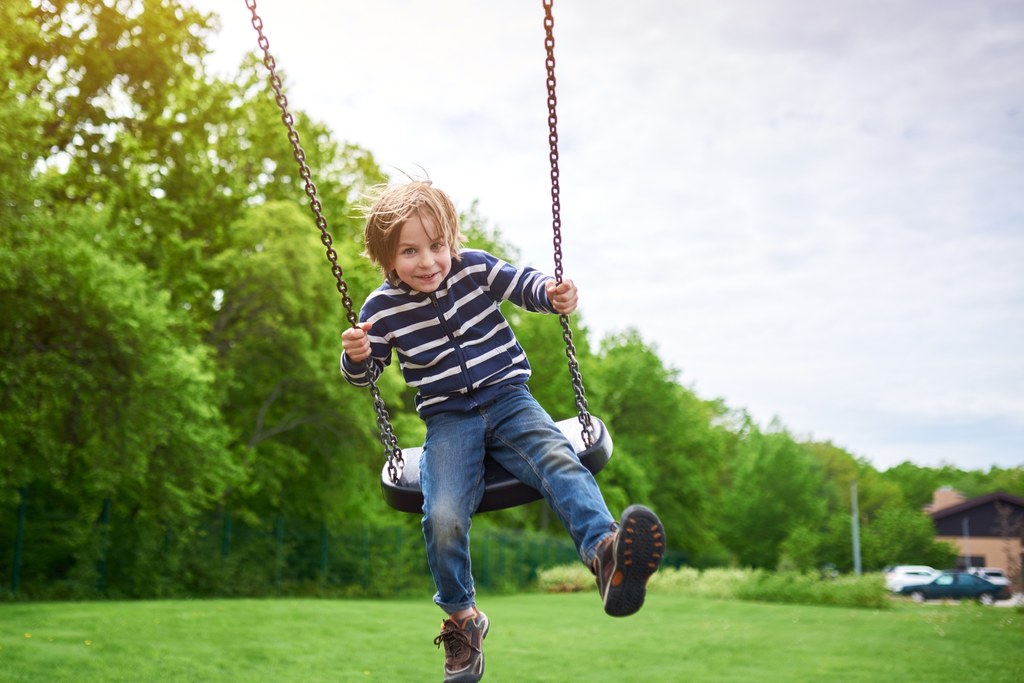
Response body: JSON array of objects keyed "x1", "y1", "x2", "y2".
[{"x1": 925, "y1": 488, "x2": 1024, "y2": 579}]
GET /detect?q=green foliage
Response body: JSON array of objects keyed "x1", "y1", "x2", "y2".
[
  {"x1": 805, "y1": 441, "x2": 907, "y2": 523},
  {"x1": 811, "y1": 512, "x2": 859, "y2": 571},
  {"x1": 1, "y1": 508, "x2": 576, "y2": 600},
  {"x1": 881, "y1": 462, "x2": 1024, "y2": 506},
  {"x1": 655, "y1": 566, "x2": 889, "y2": 609},
  {"x1": 199, "y1": 200, "x2": 386, "y2": 522},
  {"x1": 539, "y1": 564, "x2": 890, "y2": 609},
  {"x1": 861, "y1": 506, "x2": 960, "y2": 570},
  {"x1": 734, "y1": 570, "x2": 889, "y2": 609},
  {"x1": 989, "y1": 467, "x2": 1024, "y2": 498},
  {"x1": 717, "y1": 424, "x2": 827, "y2": 568},
  {"x1": 881, "y1": 462, "x2": 945, "y2": 508},
  {"x1": 0, "y1": 212, "x2": 239, "y2": 517},
  {"x1": 0, "y1": 0, "x2": 45, "y2": 211},
  {"x1": 535, "y1": 563, "x2": 595, "y2": 593},
  {"x1": 777, "y1": 525, "x2": 827, "y2": 572},
  {"x1": 1, "y1": 0, "x2": 392, "y2": 580},
  {"x1": 587, "y1": 330, "x2": 726, "y2": 560}
]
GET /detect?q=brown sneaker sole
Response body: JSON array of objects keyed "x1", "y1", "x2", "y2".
[{"x1": 603, "y1": 505, "x2": 665, "y2": 617}]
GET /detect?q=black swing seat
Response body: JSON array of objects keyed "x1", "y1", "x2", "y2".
[{"x1": 381, "y1": 416, "x2": 612, "y2": 514}]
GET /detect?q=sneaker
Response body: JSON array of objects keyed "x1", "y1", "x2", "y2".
[
  {"x1": 593, "y1": 505, "x2": 665, "y2": 617},
  {"x1": 433, "y1": 608, "x2": 489, "y2": 682}
]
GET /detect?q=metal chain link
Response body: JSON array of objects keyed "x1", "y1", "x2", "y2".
[
  {"x1": 543, "y1": 0, "x2": 595, "y2": 447},
  {"x1": 245, "y1": 0, "x2": 404, "y2": 481}
]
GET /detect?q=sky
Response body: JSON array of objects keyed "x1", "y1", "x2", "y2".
[{"x1": 191, "y1": 0, "x2": 1024, "y2": 472}]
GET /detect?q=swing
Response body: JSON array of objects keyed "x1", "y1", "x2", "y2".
[{"x1": 245, "y1": 0, "x2": 611, "y2": 513}]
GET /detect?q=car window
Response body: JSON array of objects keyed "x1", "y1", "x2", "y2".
[{"x1": 936, "y1": 575, "x2": 954, "y2": 586}]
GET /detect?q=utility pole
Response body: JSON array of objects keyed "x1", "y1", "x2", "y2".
[{"x1": 851, "y1": 481, "x2": 862, "y2": 576}]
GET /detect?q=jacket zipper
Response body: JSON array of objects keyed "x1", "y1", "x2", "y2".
[{"x1": 430, "y1": 293, "x2": 473, "y2": 392}]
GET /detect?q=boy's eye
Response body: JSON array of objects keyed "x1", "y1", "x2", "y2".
[{"x1": 432, "y1": 242, "x2": 446, "y2": 251}]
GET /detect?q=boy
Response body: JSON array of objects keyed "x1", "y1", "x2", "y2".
[{"x1": 341, "y1": 180, "x2": 664, "y2": 682}]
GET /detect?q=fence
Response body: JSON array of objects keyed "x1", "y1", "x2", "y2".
[{"x1": 4, "y1": 488, "x2": 683, "y2": 600}]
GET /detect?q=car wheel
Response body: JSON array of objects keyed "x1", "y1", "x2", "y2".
[
  {"x1": 979, "y1": 593, "x2": 995, "y2": 606},
  {"x1": 910, "y1": 591, "x2": 926, "y2": 603}
]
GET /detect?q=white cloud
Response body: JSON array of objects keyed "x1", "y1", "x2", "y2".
[{"x1": 197, "y1": 0, "x2": 1023, "y2": 470}]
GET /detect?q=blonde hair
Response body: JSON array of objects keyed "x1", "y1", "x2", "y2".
[{"x1": 360, "y1": 180, "x2": 465, "y2": 284}]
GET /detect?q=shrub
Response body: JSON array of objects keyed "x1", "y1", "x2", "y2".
[
  {"x1": 732, "y1": 570, "x2": 888, "y2": 609},
  {"x1": 536, "y1": 564, "x2": 595, "y2": 593},
  {"x1": 541, "y1": 564, "x2": 890, "y2": 609}
]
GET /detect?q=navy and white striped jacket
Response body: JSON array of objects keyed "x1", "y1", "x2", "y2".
[{"x1": 340, "y1": 249, "x2": 557, "y2": 416}]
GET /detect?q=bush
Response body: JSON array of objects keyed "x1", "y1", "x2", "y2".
[
  {"x1": 654, "y1": 567, "x2": 759, "y2": 600},
  {"x1": 736, "y1": 571, "x2": 889, "y2": 609},
  {"x1": 541, "y1": 565, "x2": 890, "y2": 609},
  {"x1": 536, "y1": 564, "x2": 595, "y2": 593}
]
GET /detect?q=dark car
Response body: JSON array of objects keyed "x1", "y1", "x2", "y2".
[{"x1": 898, "y1": 571, "x2": 1010, "y2": 605}]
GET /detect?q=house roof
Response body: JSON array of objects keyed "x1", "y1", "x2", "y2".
[{"x1": 928, "y1": 490, "x2": 1024, "y2": 520}]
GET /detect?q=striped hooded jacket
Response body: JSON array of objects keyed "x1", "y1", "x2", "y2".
[{"x1": 340, "y1": 249, "x2": 558, "y2": 416}]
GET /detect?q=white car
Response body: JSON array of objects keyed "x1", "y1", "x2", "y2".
[
  {"x1": 884, "y1": 565, "x2": 940, "y2": 592},
  {"x1": 967, "y1": 567, "x2": 1011, "y2": 588}
]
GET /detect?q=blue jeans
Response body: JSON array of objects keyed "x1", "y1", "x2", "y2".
[{"x1": 420, "y1": 383, "x2": 616, "y2": 614}]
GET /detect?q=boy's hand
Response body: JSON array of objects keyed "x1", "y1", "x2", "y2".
[
  {"x1": 342, "y1": 322, "x2": 373, "y2": 363},
  {"x1": 546, "y1": 279, "x2": 578, "y2": 315}
]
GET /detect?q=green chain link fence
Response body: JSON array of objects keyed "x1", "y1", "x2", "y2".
[{"x1": 4, "y1": 488, "x2": 665, "y2": 600}]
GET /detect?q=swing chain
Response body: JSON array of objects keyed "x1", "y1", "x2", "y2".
[
  {"x1": 543, "y1": 0, "x2": 594, "y2": 448},
  {"x1": 245, "y1": 0, "x2": 404, "y2": 480}
]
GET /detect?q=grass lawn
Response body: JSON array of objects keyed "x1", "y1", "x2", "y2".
[{"x1": 1, "y1": 592, "x2": 1022, "y2": 682}]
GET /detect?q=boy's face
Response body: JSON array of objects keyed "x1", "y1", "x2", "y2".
[{"x1": 390, "y1": 211, "x2": 452, "y2": 294}]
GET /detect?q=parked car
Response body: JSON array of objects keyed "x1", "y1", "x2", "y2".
[
  {"x1": 884, "y1": 565, "x2": 939, "y2": 592},
  {"x1": 967, "y1": 567, "x2": 1011, "y2": 589},
  {"x1": 898, "y1": 571, "x2": 1011, "y2": 604}
]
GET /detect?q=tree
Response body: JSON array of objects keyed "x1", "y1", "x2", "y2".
[
  {"x1": 989, "y1": 467, "x2": 1024, "y2": 498},
  {"x1": 717, "y1": 424, "x2": 827, "y2": 568},
  {"x1": 587, "y1": 330, "x2": 727, "y2": 560},
  {"x1": 0, "y1": 0, "x2": 44, "y2": 213},
  {"x1": 0, "y1": 209, "x2": 240, "y2": 518},
  {"x1": 1, "y1": 0, "x2": 402, "y2": 595},
  {"x1": 203, "y1": 200, "x2": 392, "y2": 523},
  {"x1": 7, "y1": 0, "x2": 396, "y2": 517},
  {"x1": 860, "y1": 506, "x2": 958, "y2": 570},
  {"x1": 805, "y1": 441, "x2": 905, "y2": 519},
  {"x1": 880, "y1": 462, "x2": 943, "y2": 509}
]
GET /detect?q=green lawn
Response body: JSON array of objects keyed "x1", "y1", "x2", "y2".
[{"x1": 1, "y1": 593, "x2": 1022, "y2": 682}]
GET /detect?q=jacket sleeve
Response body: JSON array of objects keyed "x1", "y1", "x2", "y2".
[
  {"x1": 339, "y1": 306, "x2": 392, "y2": 387},
  {"x1": 341, "y1": 350, "x2": 388, "y2": 387},
  {"x1": 478, "y1": 250, "x2": 557, "y2": 314}
]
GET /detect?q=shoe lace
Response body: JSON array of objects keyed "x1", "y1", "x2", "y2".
[{"x1": 434, "y1": 625, "x2": 469, "y2": 662}]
